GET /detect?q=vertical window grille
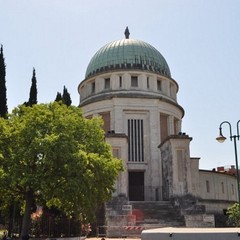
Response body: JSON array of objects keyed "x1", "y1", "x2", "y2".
[{"x1": 128, "y1": 119, "x2": 144, "y2": 162}]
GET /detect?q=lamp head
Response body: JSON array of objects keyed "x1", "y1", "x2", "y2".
[
  {"x1": 216, "y1": 135, "x2": 226, "y2": 143},
  {"x1": 216, "y1": 126, "x2": 227, "y2": 143}
]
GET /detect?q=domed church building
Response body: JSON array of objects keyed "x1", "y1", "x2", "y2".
[{"x1": 78, "y1": 28, "x2": 237, "y2": 234}]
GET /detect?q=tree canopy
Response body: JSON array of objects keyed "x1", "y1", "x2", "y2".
[
  {"x1": 0, "y1": 45, "x2": 8, "y2": 118},
  {"x1": 227, "y1": 203, "x2": 240, "y2": 226},
  {"x1": 0, "y1": 102, "x2": 123, "y2": 239}
]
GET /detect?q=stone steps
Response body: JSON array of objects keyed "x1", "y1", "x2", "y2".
[{"x1": 130, "y1": 201, "x2": 185, "y2": 227}]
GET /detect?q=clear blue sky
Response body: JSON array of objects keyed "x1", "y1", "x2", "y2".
[{"x1": 1, "y1": 0, "x2": 240, "y2": 170}]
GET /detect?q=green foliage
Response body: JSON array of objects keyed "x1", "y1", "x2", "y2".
[
  {"x1": 0, "y1": 45, "x2": 8, "y2": 118},
  {"x1": 227, "y1": 203, "x2": 240, "y2": 226},
  {"x1": 0, "y1": 102, "x2": 123, "y2": 236}
]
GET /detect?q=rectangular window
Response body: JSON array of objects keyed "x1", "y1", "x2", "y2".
[
  {"x1": 157, "y1": 79, "x2": 162, "y2": 91},
  {"x1": 105, "y1": 78, "x2": 110, "y2": 89},
  {"x1": 112, "y1": 148, "x2": 121, "y2": 158},
  {"x1": 232, "y1": 184, "x2": 235, "y2": 195},
  {"x1": 131, "y1": 76, "x2": 138, "y2": 87},
  {"x1": 119, "y1": 76, "x2": 122, "y2": 88},
  {"x1": 206, "y1": 180, "x2": 210, "y2": 193},
  {"x1": 174, "y1": 118, "x2": 179, "y2": 135},
  {"x1": 160, "y1": 113, "x2": 168, "y2": 142},
  {"x1": 128, "y1": 119, "x2": 144, "y2": 162},
  {"x1": 170, "y1": 82, "x2": 174, "y2": 97},
  {"x1": 99, "y1": 111, "x2": 110, "y2": 133},
  {"x1": 177, "y1": 150, "x2": 184, "y2": 182},
  {"x1": 91, "y1": 82, "x2": 95, "y2": 93},
  {"x1": 147, "y1": 77, "x2": 149, "y2": 88},
  {"x1": 221, "y1": 182, "x2": 224, "y2": 194}
]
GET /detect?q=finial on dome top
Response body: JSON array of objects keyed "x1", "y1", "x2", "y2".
[{"x1": 124, "y1": 27, "x2": 130, "y2": 39}]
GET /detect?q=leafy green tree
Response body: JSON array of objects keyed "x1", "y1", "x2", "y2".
[
  {"x1": 227, "y1": 203, "x2": 240, "y2": 226},
  {"x1": 62, "y1": 86, "x2": 72, "y2": 106},
  {"x1": 0, "y1": 45, "x2": 8, "y2": 118},
  {"x1": 0, "y1": 102, "x2": 123, "y2": 239}
]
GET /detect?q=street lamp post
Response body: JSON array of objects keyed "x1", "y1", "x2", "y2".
[{"x1": 216, "y1": 120, "x2": 240, "y2": 204}]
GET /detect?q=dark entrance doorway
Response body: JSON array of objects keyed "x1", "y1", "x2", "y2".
[{"x1": 128, "y1": 172, "x2": 144, "y2": 201}]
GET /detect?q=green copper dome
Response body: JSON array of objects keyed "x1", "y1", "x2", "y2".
[{"x1": 85, "y1": 38, "x2": 171, "y2": 78}]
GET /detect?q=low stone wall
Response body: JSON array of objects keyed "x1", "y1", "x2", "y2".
[
  {"x1": 184, "y1": 214, "x2": 215, "y2": 227},
  {"x1": 199, "y1": 199, "x2": 235, "y2": 214}
]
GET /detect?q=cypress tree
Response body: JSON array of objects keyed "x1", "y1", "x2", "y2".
[
  {"x1": 55, "y1": 92, "x2": 62, "y2": 102},
  {"x1": 0, "y1": 45, "x2": 8, "y2": 118},
  {"x1": 62, "y1": 86, "x2": 72, "y2": 106},
  {"x1": 27, "y1": 68, "x2": 38, "y2": 106}
]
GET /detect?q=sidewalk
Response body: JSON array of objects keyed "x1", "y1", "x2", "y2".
[{"x1": 88, "y1": 238, "x2": 140, "y2": 240}]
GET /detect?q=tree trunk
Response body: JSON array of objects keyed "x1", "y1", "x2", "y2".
[
  {"x1": 20, "y1": 190, "x2": 34, "y2": 240},
  {"x1": 7, "y1": 203, "x2": 14, "y2": 237}
]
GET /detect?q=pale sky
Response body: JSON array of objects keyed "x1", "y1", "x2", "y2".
[{"x1": 1, "y1": 0, "x2": 240, "y2": 170}]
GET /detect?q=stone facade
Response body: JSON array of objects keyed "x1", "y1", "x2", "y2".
[
  {"x1": 78, "y1": 34, "x2": 238, "y2": 232},
  {"x1": 199, "y1": 170, "x2": 237, "y2": 202},
  {"x1": 159, "y1": 134, "x2": 194, "y2": 199},
  {"x1": 79, "y1": 69, "x2": 184, "y2": 202}
]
